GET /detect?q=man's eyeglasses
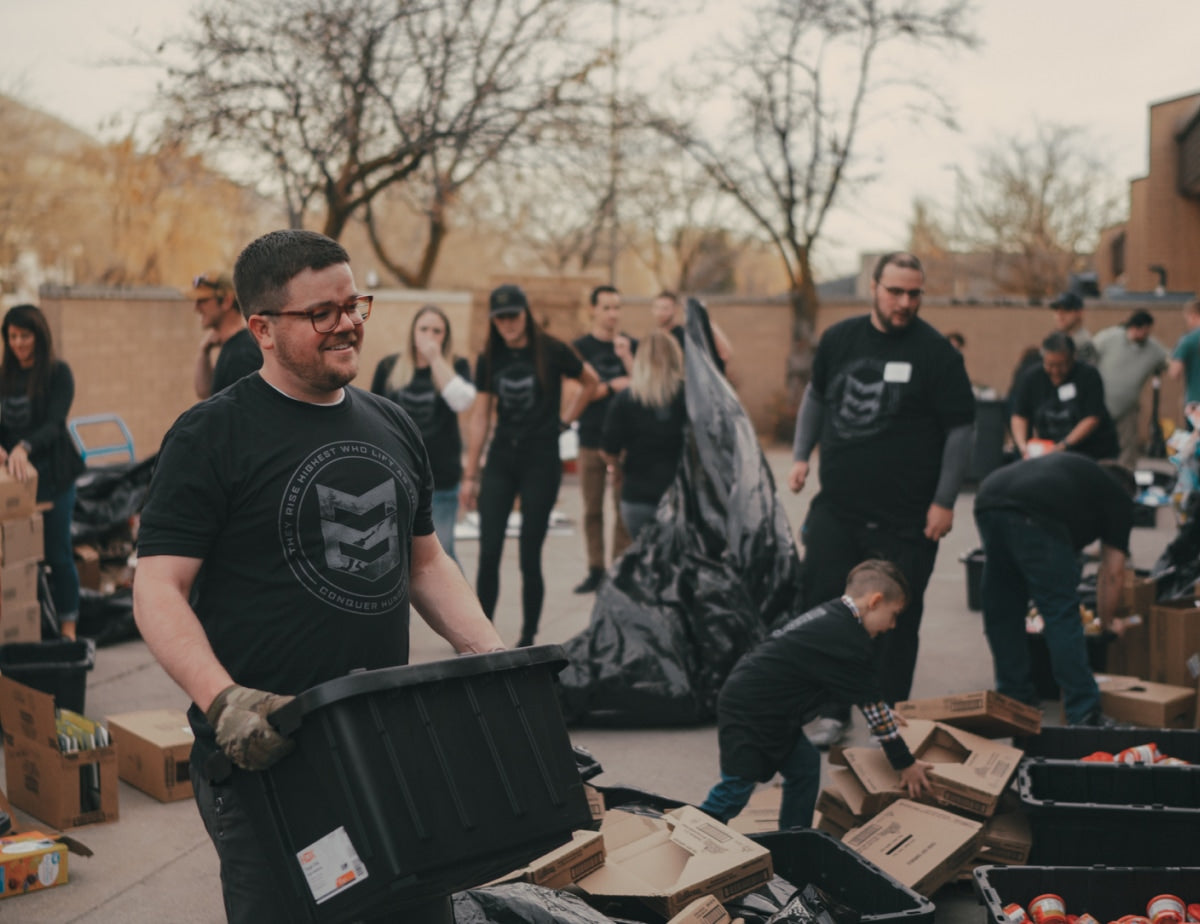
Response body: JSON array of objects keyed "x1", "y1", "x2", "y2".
[
  {"x1": 883, "y1": 286, "x2": 923, "y2": 299},
  {"x1": 257, "y1": 295, "x2": 373, "y2": 333}
]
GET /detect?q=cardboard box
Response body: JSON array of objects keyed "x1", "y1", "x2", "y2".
[
  {"x1": 0, "y1": 831, "x2": 69, "y2": 901},
  {"x1": 0, "y1": 558, "x2": 39, "y2": 608},
  {"x1": 105, "y1": 709, "x2": 195, "y2": 803},
  {"x1": 1150, "y1": 598, "x2": 1200, "y2": 687},
  {"x1": 667, "y1": 895, "x2": 733, "y2": 924},
  {"x1": 814, "y1": 812, "x2": 850, "y2": 840},
  {"x1": 491, "y1": 829, "x2": 606, "y2": 890},
  {"x1": 728, "y1": 783, "x2": 781, "y2": 835},
  {"x1": 1096, "y1": 675, "x2": 1197, "y2": 728},
  {"x1": 73, "y1": 545, "x2": 101, "y2": 592},
  {"x1": 817, "y1": 774, "x2": 870, "y2": 831},
  {"x1": 841, "y1": 799, "x2": 983, "y2": 898},
  {"x1": 838, "y1": 720, "x2": 1022, "y2": 818},
  {"x1": 577, "y1": 806, "x2": 773, "y2": 918},
  {"x1": 0, "y1": 677, "x2": 119, "y2": 829},
  {"x1": 895, "y1": 690, "x2": 1041, "y2": 738},
  {"x1": 0, "y1": 601, "x2": 40, "y2": 644},
  {"x1": 1108, "y1": 571, "x2": 1160, "y2": 679},
  {"x1": 976, "y1": 812, "x2": 1032, "y2": 865},
  {"x1": 0, "y1": 514, "x2": 43, "y2": 566},
  {"x1": 0, "y1": 470, "x2": 37, "y2": 521},
  {"x1": 583, "y1": 783, "x2": 605, "y2": 825}
]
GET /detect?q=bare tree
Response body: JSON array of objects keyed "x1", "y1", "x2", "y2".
[
  {"x1": 645, "y1": 0, "x2": 977, "y2": 400},
  {"x1": 952, "y1": 123, "x2": 1123, "y2": 300},
  {"x1": 160, "y1": 0, "x2": 607, "y2": 288}
]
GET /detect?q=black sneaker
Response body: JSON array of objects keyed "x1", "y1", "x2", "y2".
[
  {"x1": 573, "y1": 567, "x2": 604, "y2": 594},
  {"x1": 1074, "y1": 710, "x2": 1118, "y2": 728}
]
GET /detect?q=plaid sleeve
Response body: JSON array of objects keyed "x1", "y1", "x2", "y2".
[{"x1": 859, "y1": 701, "x2": 914, "y2": 771}]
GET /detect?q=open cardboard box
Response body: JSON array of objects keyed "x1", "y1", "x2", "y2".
[
  {"x1": 841, "y1": 799, "x2": 983, "y2": 898},
  {"x1": 666, "y1": 894, "x2": 734, "y2": 924},
  {"x1": 1094, "y1": 674, "x2": 1197, "y2": 728},
  {"x1": 819, "y1": 769, "x2": 873, "y2": 829},
  {"x1": 727, "y1": 782, "x2": 781, "y2": 835},
  {"x1": 0, "y1": 787, "x2": 92, "y2": 902},
  {"x1": 895, "y1": 690, "x2": 1041, "y2": 738},
  {"x1": 105, "y1": 710, "x2": 195, "y2": 803},
  {"x1": 835, "y1": 719, "x2": 1022, "y2": 818},
  {"x1": 0, "y1": 677, "x2": 119, "y2": 829},
  {"x1": 577, "y1": 806, "x2": 772, "y2": 919},
  {"x1": 489, "y1": 829, "x2": 606, "y2": 890}
]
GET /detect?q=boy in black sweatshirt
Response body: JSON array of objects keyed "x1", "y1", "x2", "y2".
[{"x1": 699, "y1": 559, "x2": 932, "y2": 829}]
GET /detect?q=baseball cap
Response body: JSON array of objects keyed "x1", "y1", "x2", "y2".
[
  {"x1": 189, "y1": 271, "x2": 234, "y2": 300},
  {"x1": 1049, "y1": 291, "x2": 1083, "y2": 311},
  {"x1": 1124, "y1": 309, "x2": 1155, "y2": 328},
  {"x1": 489, "y1": 284, "x2": 529, "y2": 317}
]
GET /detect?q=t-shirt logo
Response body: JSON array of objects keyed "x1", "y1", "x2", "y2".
[
  {"x1": 498, "y1": 370, "x2": 537, "y2": 421},
  {"x1": 396, "y1": 388, "x2": 438, "y2": 432},
  {"x1": 316, "y1": 481, "x2": 399, "y2": 580},
  {"x1": 827, "y1": 359, "x2": 899, "y2": 440}
]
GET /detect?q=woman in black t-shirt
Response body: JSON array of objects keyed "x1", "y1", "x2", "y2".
[
  {"x1": 0, "y1": 305, "x2": 86, "y2": 639},
  {"x1": 601, "y1": 331, "x2": 687, "y2": 540},
  {"x1": 371, "y1": 304, "x2": 476, "y2": 562},
  {"x1": 462, "y1": 285, "x2": 599, "y2": 646}
]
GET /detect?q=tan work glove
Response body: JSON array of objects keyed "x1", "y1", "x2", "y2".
[{"x1": 205, "y1": 684, "x2": 296, "y2": 771}]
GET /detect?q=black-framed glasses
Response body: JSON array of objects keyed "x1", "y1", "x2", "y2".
[
  {"x1": 258, "y1": 295, "x2": 373, "y2": 333},
  {"x1": 883, "y1": 286, "x2": 923, "y2": 299}
]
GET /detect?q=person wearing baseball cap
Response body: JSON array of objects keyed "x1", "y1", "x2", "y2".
[
  {"x1": 1049, "y1": 291, "x2": 1098, "y2": 365},
  {"x1": 189, "y1": 270, "x2": 262, "y2": 399}
]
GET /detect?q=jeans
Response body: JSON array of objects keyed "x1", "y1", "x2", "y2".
[
  {"x1": 699, "y1": 733, "x2": 820, "y2": 829},
  {"x1": 619, "y1": 500, "x2": 657, "y2": 543},
  {"x1": 476, "y1": 439, "x2": 562, "y2": 641},
  {"x1": 578, "y1": 447, "x2": 630, "y2": 568},
  {"x1": 43, "y1": 483, "x2": 80, "y2": 629},
  {"x1": 975, "y1": 508, "x2": 1100, "y2": 723},
  {"x1": 431, "y1": 486, "x2": 460, "y2": 564}
]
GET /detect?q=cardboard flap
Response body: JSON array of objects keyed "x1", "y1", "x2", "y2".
[{"x1": 0, "y1": 676, "x2": 61, "y2": 751}]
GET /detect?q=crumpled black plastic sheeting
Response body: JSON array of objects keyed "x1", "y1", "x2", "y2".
[
  {"x1": 1151, "y1": 489, "x2": 1200, "y2": 600},
  {"x1": 451, "y1": 883, "x2": 621, "y2": 924},
  {"x1": 78, "y1": 587, "x2": 139, "y2": 647},
  {"x1": 558, "y1": 299, "x2": 804, "y2": 725},
  {"x1": 71, "y1": 455, "x2": 157, "y2": 546}
]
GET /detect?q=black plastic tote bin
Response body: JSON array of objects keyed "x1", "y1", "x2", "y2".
[
  {"x1": 962, "y1": 549, "x2": 986, "y2": 612},
  {"x1": 0, "y1": 638, "x2": 95, "y2": 714},
  {"x1": 974, "y1": 864, "x2": 1200, "y2": 924},
  {"x1": 1015, "y1": 725, "x2": 1200, "y2": 761},
  {"x1": 226, "y1": 646, "x2": 592, "y2": 923},
  {"x1": 1018, "y1": 758, "x2": 1200, "y2": 865}
]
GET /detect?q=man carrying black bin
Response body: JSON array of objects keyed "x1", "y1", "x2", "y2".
[
  {"x1": 133, "y1": 229, "x2": 504, "y2": 923},
  {"x1": 974, "y1": 453, "x2": 1134, "y2": 726}
]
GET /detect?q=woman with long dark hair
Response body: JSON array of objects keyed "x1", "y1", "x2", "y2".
[
  {"x1": 461, "y1": 284, "x2": 599, "y2": 646},
  {"x1": 601, "y1": 330, "x2": 687, "y2": 540},
  {"x1": 371, "y1": 304, "x2": 476, "y2": 562},
  {"x1": 0, "y1": 304, "x2": 86, "y2": 639}
]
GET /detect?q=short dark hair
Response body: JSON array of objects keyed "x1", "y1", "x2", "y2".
[
  {"x1": 1042, "y1": 331, "x2": 1076, "y2": 356},
  {"x1": 590, "y1": 284, "x2": 619, "y2": 306},
  {"x1": 845, "y1": 559, "x2": 909, "y2": 607},
  {"x1": 1124, "y1": 309, "x2": 1155, "y2": 329},
  {"x1": 233, "y1": 230, "x2": 350, "y2": 319},
  {"x1": 655, "y1": 290, "x2": 678, "y2": 303},
  {"x1": 872, "y1": 252, "x2": 923, "y2": 283},
  {"x1": 1098, "y1": 460, "x2": 1138, "y2": 499}
]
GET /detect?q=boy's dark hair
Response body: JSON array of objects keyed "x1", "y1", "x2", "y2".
[
  {"x1": 1098, "y1": 460, "x2": 1138, "y2": 499},
  {"x1": 233, "y1": 229, "x2": 351, "y2": 319},
  {"x1": 845, "y1": 559, "x2": 909, "y2": 607},
  {"x1": 590, "y1": 284, "x2": 619, "y2": 306}
]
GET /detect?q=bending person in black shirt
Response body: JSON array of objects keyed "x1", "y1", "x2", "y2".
[
  {"x1": 699, "y1": 560, "x2": 932, "y2": 830},
  {"x1": 601, "y1": 331, "x2": 686, "y2": 541},
  {"x1": 462, "y1": 284, "x2": 599, "y2": 647},
  {"x1": 372, "y1": 304, "x2": 476, "y2": 562}
]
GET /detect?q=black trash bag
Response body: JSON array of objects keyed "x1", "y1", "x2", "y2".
[
  {"x1": 1151, "y1": 489, "x2": 1200, "y2": 600},
  {"x1": 573, "y1": 744, "x2": 604, "y2": 782},
  {"x1": 72, "y1": 454, "x2": 156, "y2": 547},
  {"x1": 728, "y1": 882, "x2": 853, "y2": 924},
  {"x1": 77, "y1": 587, "x2": 140, "y2": 647},
  {"x1": 452, "y1": 882, "x2": 618, "y2": 923},
  {"x1": 558, "y1": 299, "x2": 804, "y2": 725}
]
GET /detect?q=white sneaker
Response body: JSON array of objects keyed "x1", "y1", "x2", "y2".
[{"x1": 806, "y1": 717, "x2": 848, "y2": 749}]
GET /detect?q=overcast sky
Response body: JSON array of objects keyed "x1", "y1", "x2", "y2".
[{"x1": 3, "y1": 0, "x2": 1199, "y2": 280}]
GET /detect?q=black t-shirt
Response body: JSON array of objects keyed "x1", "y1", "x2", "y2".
[
  {"x1": 211, "y1": 327, "x2": 263, "y2": 394},
  {"x1": 601, "y1": 389, "x2": 686, "y2": 504},
  {"x1": 974, "y1": 453, "x2": 1133, "y2": 554},
  {"x1": 371, "y1": 355, "x2": 470, "y2": 490},
  {"x1": 475, "y1": 335, "x2": 584, "y2": 445},
  {"x1": 138, "y1": 375, "x2": 434, "y2": 703},
  {"x1": 573, "y1": 333, "x2": 637, "y2": 448},
  {"x1": 1011, "y1": 362, "x2": 1118, "y2": 459},
  {"x1": 811, "y1": 316, "x2": 975, "y2": 529},
  {"x1": 717, "y1": 599, "x2": 885, "y2": 781}
]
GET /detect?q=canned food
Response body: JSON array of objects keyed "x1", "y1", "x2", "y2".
[
  {"x1": 1030, "y1": 894, "x2": 1067, "y2": 924},
  {"x1": 1148, "y1": 895, "x2": 1186, "y2": 924},
  {"x1": 1155, "y1": 756, "x2": 1189, "y2": 766},
  {"x1": 1074, "y1": 915, "x2": 1100, "y2": 924},
  {"x1": 1081, "y1": 751, "x2": 1115, "y2": 762},
  {"x1": 1119, "y1": 916, "x2": 1152, "y2": 924},
  {"x1": 1005, "y1": 903, "x2": 1030, "y2": 924},
  {"x1": 1116, "y1": 743, "x2": 1160, "y2": 764},
  {"x1": 1186, "y1": 903, "x2": 1200, "y2": 922}
]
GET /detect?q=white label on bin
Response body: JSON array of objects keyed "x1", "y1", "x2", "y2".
[{"x1": 297, "y1": 826, "x2": 368, "y2": 905}]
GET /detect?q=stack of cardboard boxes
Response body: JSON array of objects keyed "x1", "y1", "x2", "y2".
[{"x1": 0, "y1": 471, "x2": 43, "y2": 644}]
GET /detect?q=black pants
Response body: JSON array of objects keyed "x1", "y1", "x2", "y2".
[
  {"x1": 476, "y1": 438, "x2": 563, "y2": 640},
  {"x1": 802, "y1": 500, "x2": 939, "y2": 718}
]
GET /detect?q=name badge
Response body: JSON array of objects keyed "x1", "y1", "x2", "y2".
[
  {"x1": 883, "y1": 361, "x2": 912, "y2": 383},
  {"x1": 1058, "y1": 383, "x2": 1077, "y2": 401}
]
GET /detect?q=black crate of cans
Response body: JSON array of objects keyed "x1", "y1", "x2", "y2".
[
  {"x1": 1018, "y1": 759, "x2": 1200, "y2": 866},
  {"x1": 224, "y1": 646, "x2": 592, "y2": 924},
  {"x1": 1015, "y1": 726, "x2": 1200, "y2": 763},
  {"x1": 974, "y1": 864, "x2": 1200, "y2": 924}
]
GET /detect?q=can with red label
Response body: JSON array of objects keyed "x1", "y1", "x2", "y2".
[
  {"x1": 1030, "y1": 894, "x2": 1068, "y2": 924},
  {"x1": 1081, "y1": 751, "x2": 1115, "y2": 762},
  {"x1": 1148, "y1": 895, "x2": 1186, "y2": 924},
  {"x1": 1155, "y1": 756, "x2": 1189, "y2": 766},
  {"x1": 1116, "y1": 743, "x2": 1160, "y2": 764},
  {"x1": 1186, "y1": 903, "x2": 1200, "y2": 922},
  {"x1": 1075, "y1": 914, "x2": 1100, "y2": 924},
  {"x1": 1005, "y1": 903, "x2": 1030, "y2": 924}
]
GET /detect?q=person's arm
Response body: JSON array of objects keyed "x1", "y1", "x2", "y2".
[
  {"x1": 926, "y1": 422, "x2": 974, "y2": 541},
  {"x1": 614, "y1": 334, "x2": 635, "y2": 376},
  {"x1": 1168, "y1": 358, "x2": 1185, "y2": 383},
  {"x1": 563, "y1": 363, "x2": 601, "y2": 425},
  {"x1": 600, "y1": 394, "x2": 625, "y2": 468},
  {"x1": 1010, "y1": 414, "x2": 1030, "y2": 456},
  {"x1": 409, "y1": 533, "x2": 505, "y2": 652},
  {"x1": 7, "y1": 362, "x2": 76, "y2": 482},
  {"x1": 858, "y1": 700, "x2": 933, "y2": 798},
  {"x1": 1055, "y1": 416, "x2": 1100, "y2": 452},
  {"x1": 432, "y1": 357, "x2": 476, "y2": 413},
  {"x1": 460, "y1": 391, "x2": 495, "y2": 512},
  {"x1": 194, "y1": 333, "x2": 220, "y2": 400},
  {"x1": 788, "y1": 384, "x2": 825, "y2": 493},
  {"x1": 1096, "y1": 543, "x2": 1128, "y2": 635}
]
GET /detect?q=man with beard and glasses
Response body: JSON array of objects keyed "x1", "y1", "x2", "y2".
[
  {"x1": 786, "y1": 252, "x2": 975, "y2": 748},
  {"x1": 133, "y1": 229, "x2": 503, "y2": 922}
]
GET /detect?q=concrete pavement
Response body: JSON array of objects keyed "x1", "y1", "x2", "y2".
[{"x1": 0, "y1": 447, "x2": 1177, "y2": 922}]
